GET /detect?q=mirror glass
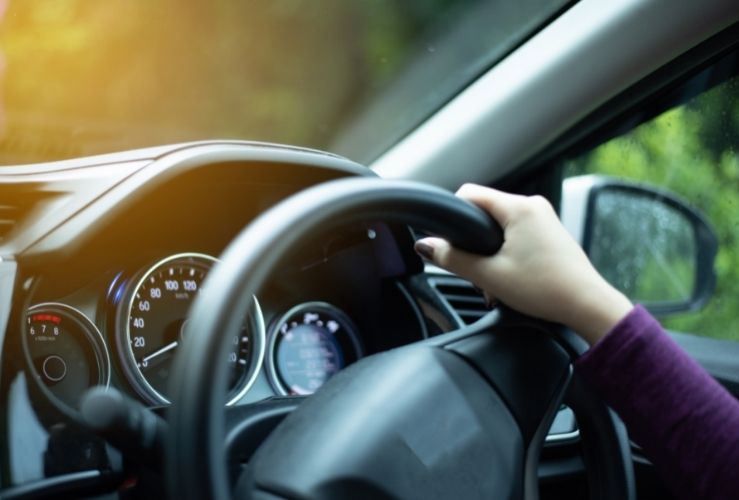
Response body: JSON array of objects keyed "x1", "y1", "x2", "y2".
[{"x1": 589, "y1": 189, "x2": 696, "y2": 304}]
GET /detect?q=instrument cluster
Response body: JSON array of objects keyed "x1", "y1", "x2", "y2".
[{"x1": 21, "y1": 244, "x2": 421, "y2": 413}]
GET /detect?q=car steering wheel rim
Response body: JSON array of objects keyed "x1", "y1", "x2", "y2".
[{"x1": 166, "y1": 177, "x2": 634, "y2": 500}]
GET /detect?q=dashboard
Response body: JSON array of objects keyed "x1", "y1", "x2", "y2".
[
  {"x1": 0, "y1": 141, "x2": 578, "y2": 499},
  {"x1": 0, "y1": 142, "x2": 440, "y2": 492}
]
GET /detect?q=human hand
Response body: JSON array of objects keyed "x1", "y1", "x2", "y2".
[{"x1": 414, "y1": 184, "x2": 633, "y2": 345}]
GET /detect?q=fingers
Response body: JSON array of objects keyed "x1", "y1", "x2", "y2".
[
  {"x1": 413, "y1": 184, "x2": 519, "y2": 283},
  {"x1": 456, "y1": 183, "x2": 556, "y2": 227},
  {"x1": 414, "y1": 236, "x2": 496, "y2": 284},
  {"x1": 455, "y1": 183, "x2": 527, "y2": 228},
  {"x1": 413, "y1": 184, "x2": 554, "y2": 295}
]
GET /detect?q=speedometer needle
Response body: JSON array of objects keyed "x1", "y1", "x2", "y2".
[{"x1": 141, "y1": 341, "x2": 178, "y2": 369}]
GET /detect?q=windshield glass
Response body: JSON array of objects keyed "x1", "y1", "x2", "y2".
[{"x1": 0, "y1": 0, "x2": 567, "y2": 165}]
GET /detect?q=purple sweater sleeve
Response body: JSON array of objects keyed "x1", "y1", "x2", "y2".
[{"x1": 574, "y1": 305, "x2": 739, "y2": 500}]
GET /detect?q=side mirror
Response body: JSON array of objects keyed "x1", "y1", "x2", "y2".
[{"x1": 562, "y1": 175, "x2": 718, "y2": 316}]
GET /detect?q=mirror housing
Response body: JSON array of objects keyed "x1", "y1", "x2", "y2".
[{"x1": 562, "y1": 175, "x2": 718, "y2": 316}]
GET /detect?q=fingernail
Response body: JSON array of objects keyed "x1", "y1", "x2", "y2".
[
  {"x1": 414, "y1": 241, "x2": 434, "y2": 261},
  {"x1": 483, "y1": 292, "x2": 496, "y2": 310},
  {"x1": 473, "y1": 286, "x2": 496, "y2": 310}
]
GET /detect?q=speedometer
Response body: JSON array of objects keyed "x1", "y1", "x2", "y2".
[{"x1": 116, "y1": 253, "x2": 264, "y2": 406}]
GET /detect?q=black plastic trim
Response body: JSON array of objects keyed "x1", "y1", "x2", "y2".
[{"x1": 21, "y1": 142, "x2": 372, "y2": 260}]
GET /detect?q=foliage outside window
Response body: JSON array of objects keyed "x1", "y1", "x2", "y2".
[{"x1": 566, "y1": 71, "x2": 739, "y2": 340}]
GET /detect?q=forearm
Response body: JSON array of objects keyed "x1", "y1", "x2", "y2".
[{"x1": 575, "y1": 306, "x2": 739, "y2": 499}]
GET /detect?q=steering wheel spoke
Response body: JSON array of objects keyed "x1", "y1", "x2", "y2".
[
  {"x1": 239, "y1": 342, "x2": 528, "y2": 499},
  {"x1": 444, "y1": 316, "x2": 572, "y2": 448}
]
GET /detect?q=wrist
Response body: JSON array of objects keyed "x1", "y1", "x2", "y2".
[{"x1": 568, "y1": 281, "x2": 634, "y2": 345}]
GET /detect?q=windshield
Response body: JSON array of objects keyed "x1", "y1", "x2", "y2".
[{"x1": 0, "y1": 0, "x2": 567, "y2": 165}]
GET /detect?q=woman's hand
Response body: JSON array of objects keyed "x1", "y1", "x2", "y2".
[{"x1": 414, "y1": 184, "x2": 633, "y2": 345}]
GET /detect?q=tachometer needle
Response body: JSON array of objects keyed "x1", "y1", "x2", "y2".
[{"x1": 141, "y1": 341, "x2": 178, "y2": 369}]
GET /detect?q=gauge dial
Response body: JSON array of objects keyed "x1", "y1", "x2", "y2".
[
  {"x1": 24, "y1": 303, "x2": 110, "y2": 410},
  {"x1": 118, "y1": 253, "x2": 264, "y2": 405},
  {"x1": 267, "y1": 302, "x2": 362, "y2": 395}
]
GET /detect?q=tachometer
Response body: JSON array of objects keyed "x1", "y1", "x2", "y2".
[
  {"x1": 117, "y1": 253, "x2": 264, "y2": 405},
  {"x1": 24, "y1": 303, "x2": 110, "y2": 410},
  {"x1": 266, "y1": 302, "x2": 362, "y2": 395}
]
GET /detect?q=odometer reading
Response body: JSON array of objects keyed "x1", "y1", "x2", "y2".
[
  {"x1": 267, "y1": 302, "x2": 362, "y2": 395},
  {"x1": 119, "y1": 253, "x2": 263, "y2": 405}
]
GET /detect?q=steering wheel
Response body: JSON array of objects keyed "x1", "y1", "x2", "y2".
[{"x1": 166, "y1": 177, "x2": 635, "y2": 500}]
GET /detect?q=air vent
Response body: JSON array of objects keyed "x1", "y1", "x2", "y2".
[
  {"x1": 0, "y1": 203, "x2": 19, "y2": 242},
  {"x1": 430, "y1": 277, "x2": 488, "y2": 325},
  {"x1": 0, "y1": 187, "x2": 55, "y2": 244}
]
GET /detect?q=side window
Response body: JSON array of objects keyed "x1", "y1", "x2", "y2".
[{"x1": 565, "y1": 60, "x2": 739, "y2": 341}]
